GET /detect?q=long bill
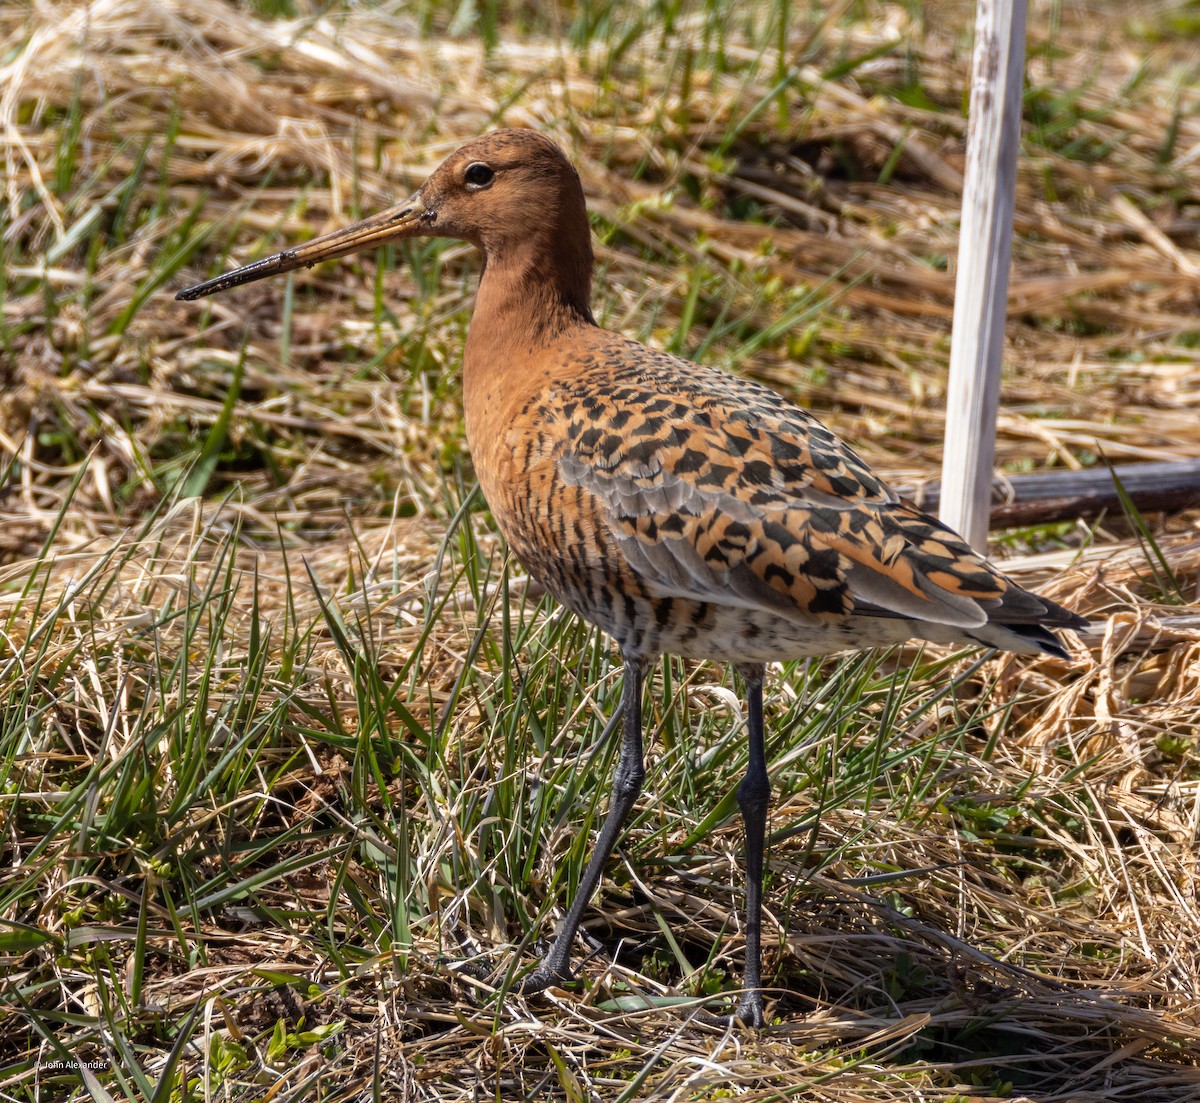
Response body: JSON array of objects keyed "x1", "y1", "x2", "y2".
[{"x1": 175, "y1": 193, "x2": 431, "y2": 301}]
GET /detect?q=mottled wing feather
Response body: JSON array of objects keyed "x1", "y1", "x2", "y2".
[{"x1": 554, "y1": 340, "x2": 1028, "y2": 631}]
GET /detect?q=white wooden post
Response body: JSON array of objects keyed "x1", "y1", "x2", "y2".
[{"x1": 939, "y1": 0, "x2": 1027, "y2": 551}]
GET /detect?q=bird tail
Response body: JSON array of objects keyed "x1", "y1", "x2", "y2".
[{"x1": 969, "y1": 597, "x2": 1089, "y2": 659}]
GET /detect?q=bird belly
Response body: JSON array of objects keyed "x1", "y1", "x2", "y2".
[
  {"x1": 500, "y1": 507, "x2": 935, "y2": 662},
  {"x1": 528, "y1": 564, "x2": 936, "y2": 661},
  {"x1": 482, "y1": 455, "x2": 950, "y2": 663},
  {"x1": 477, "y1": 435, "x2": 953, "y2": 665},
  {"x1": 633, "y1": 601, "x2": 934, "y2": 663}
]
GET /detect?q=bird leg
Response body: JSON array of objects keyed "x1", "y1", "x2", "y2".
[
  {"x1": 733, "y1": 662, "x2": 770, "y2": 1027},
  {"x1": 520, "y1": 653, "x2": 646, "y2": 994}
]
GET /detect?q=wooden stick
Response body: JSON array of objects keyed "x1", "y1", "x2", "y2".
[
  {"x1": 939, "y1": 0, "x2": 1027, "y2": 551},
  {"x1": 901, "y1": 458, "x2": 1200, "y2": 528}
]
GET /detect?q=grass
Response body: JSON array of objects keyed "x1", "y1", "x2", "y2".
[{"x1": 2, "y1": 0, "x2": 1200, "y2": 1099}]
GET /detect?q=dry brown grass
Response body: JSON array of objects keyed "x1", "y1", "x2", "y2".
[{"x1": 2, "y1": 1, "x2": 1199, "y2": 1100}]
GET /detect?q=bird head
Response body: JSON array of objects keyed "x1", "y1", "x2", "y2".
[{"x1": 175, "y1": 128, "x2": 586, "y2": 301}]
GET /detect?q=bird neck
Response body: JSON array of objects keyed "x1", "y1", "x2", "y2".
[{"x1": 467, "y1": 230, "x2": 596, "y2": 361}]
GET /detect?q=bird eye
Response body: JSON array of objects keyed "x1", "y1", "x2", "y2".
[{"x1": 463, "y1": 162, "x2": 495, "y2": 190}]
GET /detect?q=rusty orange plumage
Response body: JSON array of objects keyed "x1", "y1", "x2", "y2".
[{"x1": 178, "y1": 128, "x2": 1086, "y2": 1026}]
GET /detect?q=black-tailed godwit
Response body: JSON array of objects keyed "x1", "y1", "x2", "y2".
[{"x1": 178, "y1": 128, "x2": 1085, "y2": 1026}]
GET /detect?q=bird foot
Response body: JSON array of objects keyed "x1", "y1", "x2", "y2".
[
  {"x1": 439, "y1": 955, "x2": 495, "y2": 984},
  {"x1": 442, "y1": 955, "x2": 577, "y2": 996},
  {"x1": 517, "y1": 963, "x2": 575, "y2": 996},
  {"x1": 731, "y1": 991, "x2": 766, "y2": 1029}
]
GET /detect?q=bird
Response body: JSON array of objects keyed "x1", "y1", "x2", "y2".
[{"x1": 177, "y1": 128, "x2": 1087, "y2": 1027}]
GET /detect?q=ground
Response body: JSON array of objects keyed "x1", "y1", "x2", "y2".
[{"x1": 1, "y1": 1, "x2": 1199, "y2": 1100}]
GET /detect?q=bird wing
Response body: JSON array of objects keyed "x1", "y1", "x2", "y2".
[{"x1": 553, "y1": 350, "x2": 1045, "y2": 631}]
